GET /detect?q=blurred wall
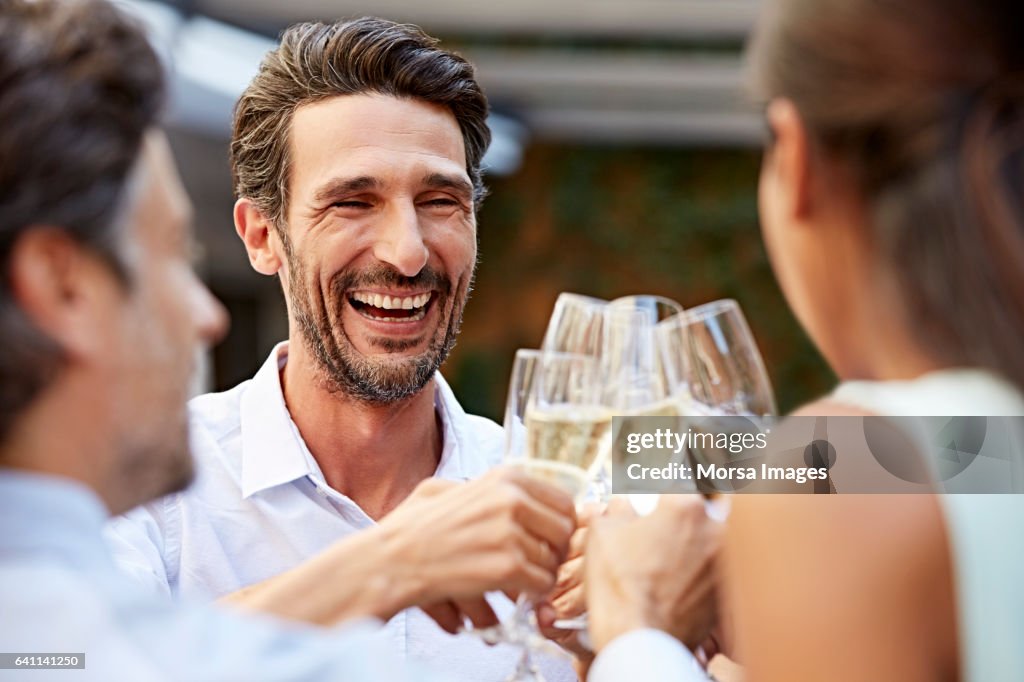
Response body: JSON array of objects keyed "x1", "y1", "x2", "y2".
[{"x1": 447, "y1": 143, "x2": 834, "y2": 421}]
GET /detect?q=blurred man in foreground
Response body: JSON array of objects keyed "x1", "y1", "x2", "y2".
[{"x1": 0, "y1": 0, "x2": 421, "y2": 677}]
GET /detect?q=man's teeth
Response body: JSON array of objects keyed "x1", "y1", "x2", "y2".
[{"x1": 350, "y1": 292, "x2": 431, "y2": 310}]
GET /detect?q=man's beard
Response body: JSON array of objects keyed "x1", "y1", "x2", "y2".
[{"x1": 289, "y1": 259, "x2": 470, "y2": 404}]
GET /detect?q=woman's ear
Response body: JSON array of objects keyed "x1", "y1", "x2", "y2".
[
  {"x1": 234, "y1": 198, "x2": 284, "y2": 276},
  {"x1": 764, "y1": 98, "x2": 814, "y2": 222}
]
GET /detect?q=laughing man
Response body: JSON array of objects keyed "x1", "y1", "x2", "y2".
[{"x1": 106, "y1": 16, "x2": 579, "y2": 681}]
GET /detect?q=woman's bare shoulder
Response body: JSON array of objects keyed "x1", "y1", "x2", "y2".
[{"x1": 726, "y1": 477, "x2": 958, "y2": 680}]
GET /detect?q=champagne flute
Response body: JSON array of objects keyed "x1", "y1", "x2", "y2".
[
  {"x1": 541, "y1": 292, "x2": 608, "y2": 357},
  {"x1": 662, "y1": 300, "x2": 776, "y2": 495},
  {"x1": 599, "y1": 298, "x2": 684, "y2": 504},
  {"x1": 607, "y1": 294, "x2": 683, "y2": 326},
  {"x1": 505, "y1": 350, "x2": 609, "y2": 486},
  {"x1": 678, "y1": 299, "x2": 776, "y2": 417},
  {"x1": 539, "y1": 291, "x2": 616, "y2": 495},
  {"x1": 550, "y1": 303, "x2": 683, "y2": 634},
  {"x1": 503, "y1": 349, "x2": 542, "y2": 465},
  {"x1": 656, "y1": 311, "x2": 699, "y2": 410},
  {"x1": 502, "y1": 350, "x2": 609, "y2": 681},
  {"x1": 464, "y1": 351, "x2": 582, "y2": 668},
  {"x1": 604, "y1": 299, "x2": 683, "y2": 416}
]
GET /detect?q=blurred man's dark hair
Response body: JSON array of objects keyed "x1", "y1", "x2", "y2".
[{"x1": 0, "y1": 0, "x2": 164, "y2": 439}]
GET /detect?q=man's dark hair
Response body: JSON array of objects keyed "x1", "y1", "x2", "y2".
[
  {"x1": 0, "y1": 0, "x2": 164, "y2": 440},
  {"x1": 230, "y1": 16, "x2": 491, "y2": 242}
]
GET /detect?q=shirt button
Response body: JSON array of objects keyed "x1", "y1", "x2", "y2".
[{"x1": 315, "y1": 487, "x2": 327, "y2": 497}]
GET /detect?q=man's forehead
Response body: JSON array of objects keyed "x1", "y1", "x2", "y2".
[
  {"x1": 145, "y1": 132, "x2": 190, "y2": 209},
  {"x1": 125, "y1": 131, "x2": 193, "y2": 245},
  {"x1": 288, "y1": 93, "x2": 469, "y2": 179}
]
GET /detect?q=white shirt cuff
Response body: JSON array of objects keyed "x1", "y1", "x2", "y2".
[{"x1": 589, "y1": 629, "x2": 710, "y2": 682}]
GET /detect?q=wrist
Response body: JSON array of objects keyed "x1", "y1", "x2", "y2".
[
  {"x1": 366, "y1": 522, "x2": 428, "y2": 617},
  {"x1": 592, "y1": 602, "x2": 662, "y2": 652}
]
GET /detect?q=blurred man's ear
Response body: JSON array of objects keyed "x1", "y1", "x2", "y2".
[
  {"x1": 234, "y1": 198, "x2": 284, "y2": 276},
  {"x1": 764, "y1": 98, "x2": 814, "y2": 222},
  {"x1": 6, "y1": 227, "x2": 120, "y2": 360}
]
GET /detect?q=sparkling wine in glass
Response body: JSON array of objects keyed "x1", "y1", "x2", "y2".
[{"x1": 523, "y1": 353, "x2": 612, "y2": 502}]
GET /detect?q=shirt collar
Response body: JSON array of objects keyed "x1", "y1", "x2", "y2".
[
  {"x1": 432, "y1": 373, "x2": 468, "y2": 481},
  {"x1": 240, "y1": 342, "x2": 476, "y2": 499},
  {"x1": 240, "y1": 342, "x2": 312, "y2": 498}
]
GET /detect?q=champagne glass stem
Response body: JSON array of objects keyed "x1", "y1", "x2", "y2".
[{"x1": 504, "y1": 593, "x2": 546, "y2": 682}]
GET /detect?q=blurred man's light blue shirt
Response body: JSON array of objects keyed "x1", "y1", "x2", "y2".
[
  {"x1": 0, "y1": 469, "x2": 709, "y2": 681},
  {"x1": 0, "y1": 470, "x2": 441, "y2": 681}
]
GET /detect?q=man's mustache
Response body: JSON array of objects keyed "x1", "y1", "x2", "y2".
[{"x1": 331, "y1": 264, "x2": 451, "y2": 297}]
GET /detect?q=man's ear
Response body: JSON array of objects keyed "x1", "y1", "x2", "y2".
[
  {"x1": 764, "y1": 98, "x2": 814, "y2": 221},
  {"x1": 6, "y1": 227, "x2": 118, "y2": 360},
  {"x1": 234, "y1": 198, "x2": 284, "y2": 275}
]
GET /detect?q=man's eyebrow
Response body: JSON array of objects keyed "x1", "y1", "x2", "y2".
[
  {"x1": 313, "y1": 176, "x2": 379, "y2": 203},
  {"x1": 422, "y1": 173, "x2": 473, "y2": 199}
]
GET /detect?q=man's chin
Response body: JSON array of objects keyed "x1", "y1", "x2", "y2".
[
  {"x1": 358, "y1": 337, "x2": 429, "y2": 355},
  {"x1": 110, "y1": 446, "x2": 194, "y2": 515},
  {"x1": 142, "y1": 446, "x2": 195, "y2": 501},
  {"x1": 337, "y1": 351, "x2": 440, "y2": 404},
  {"x1": 311, "y1": 297, "x2": 460, "y2": 403},
  {"x1": 356, "y1": 340, "x2": 435, "y2": 364},
  {"x1": 162, "y1": 454, "x2": 195, "y2": 496}
]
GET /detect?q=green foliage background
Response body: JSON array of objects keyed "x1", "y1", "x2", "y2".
[{"x1": 445, "y1": 143, "x2": 835, "y2": 421}]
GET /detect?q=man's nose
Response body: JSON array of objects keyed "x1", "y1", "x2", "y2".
[
  {"x1": 371, "y1": 203, "x2": 429, "y2": 277},
  {"x1": 191, "y1": 277, "x2": 230, "y2": 346}
]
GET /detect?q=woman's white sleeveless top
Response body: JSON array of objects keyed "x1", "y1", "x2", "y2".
[{"x1": 831, "y1": 369, "x2": 1024, "y2": 682}]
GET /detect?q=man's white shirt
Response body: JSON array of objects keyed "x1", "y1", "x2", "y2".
[{"x1": 105, "y1": 342, "x2": 575, "y2": 682}]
